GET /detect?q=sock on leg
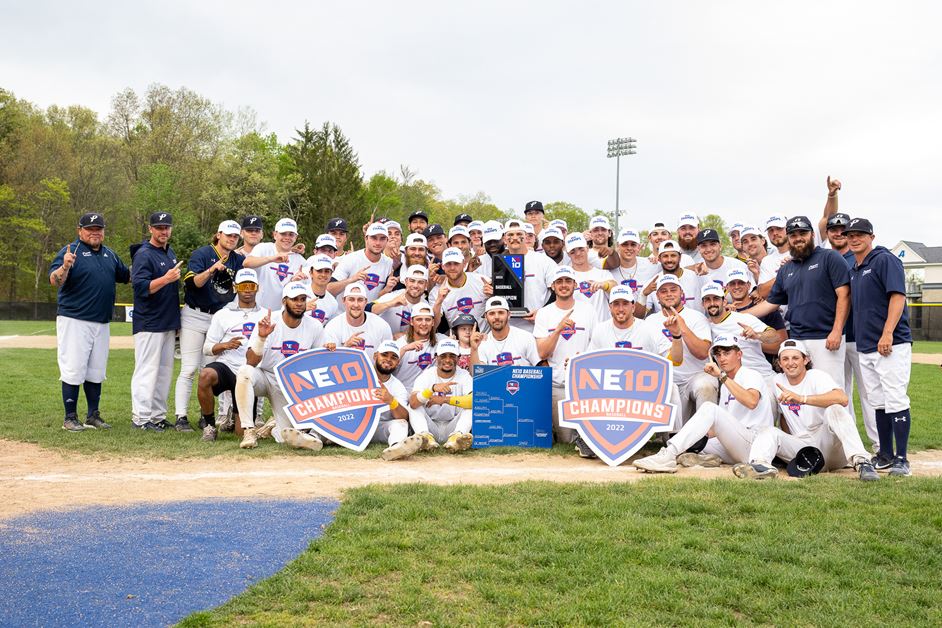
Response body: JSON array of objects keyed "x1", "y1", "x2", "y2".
[
  {"x1": 890, "y1": 408, "x2": 911, "y2": 460},
  {"x1": 685, "y1": 435, "x2": 709, "y2": 454},
  {"x1": 62, "y1": 382, "x2": 80, "y2": 417},
  {"x1": 875, "y1": 409, "x2": 894, "y2": 457},
  {"x1": 201, "y1": 413, "x2": 216, "y2": 427},
  {"x1": 83, "y1": 381, "x2": 102, "y2": 416}
]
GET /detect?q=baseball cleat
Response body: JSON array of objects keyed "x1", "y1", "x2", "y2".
[
  {"x1": 418, "y1": 432, "x2": 439, "y2": 451},
  {"x1": 282, "y1": 428, "x2": 324, "y2": 452},
  {"x1": 381, "y1": 435, "x2": 424, "y2": 461},
  {"x1": 217, "y1": 414, "x2": 235, "y2": 433},
  {"x1": 201, "y1": 425, "x2": 218, "y2": 442},
  {"x1": 174, "y1": 416, "x2": 194, "y2": 432},
  {"x1": 153, "y1": 419, "x2": 173, "y2": 431},
  {"x1": 84, "y1": 411, "x2": 111, "y2": 430},
  {"x1": 239, "y1": 427, "x2": 258, "y2": 449},
  {"x1": 677, "y1": 452, "x2": 723, "y2": 468},
  {"x1": 132, "y1": 421, "x2": 165, "y2": 433},
  {"x1": 732, "y1": 462, "x2": 778, "y2": 479},
  {"x1": 62, "y1": 414, "x2": 87, "y2": 432},
  {"x1": 872, "y1": 452, "x2": 895, "y2": 472},
  {"x1": 255, "y1": 418, "x2": 277, "y2": 440},
  {"x1": 888, "y1": 458, "x2": 911, "y2": 477},
  {"x1": 633, "y1": 448, "x2": 678, "y2": 473},
  {"x1": 855, "y1": 461, "x2": 879, "y2": 481},
  {"x1": 573, "y1": 436, "x2": 598, "y2": 459},
  {"x1": 443, "y1": 432, "x2": 473, "y2": 453}
]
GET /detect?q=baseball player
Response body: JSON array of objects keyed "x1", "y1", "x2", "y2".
[
  {"x1": 724, "y1": 268, "x2": 787, "y2": 363},
  {"x1": 235, "y1": 281, "x2": 326, "y2": 450},
  {"x1": 689, "y1": 228, "x2": 748, "y2": 291},
  {"x1": 429, "y1": 247, "x2": 492, "y2": 330},
  {"x1": 603, "y1": 228, "x2": 660, "y2": 301},
  {"x1": 373, "y1": 265, "x2": 430, "y2": 336},
  {"x1": 367, "y1": 341, "x2": 429, "y2": 461},
  {"x1": 235, "y1": 215, "x2": 264, "y2": 256},
  {"x1": 757, "y1": 214, "x2": 790, "y2": 298},
  {"x1": 565, "y1": 233, "x2": 615, "y2": 319},
  {"x1": 732, "y1": 339, "x2": 879, "y2": 481},
  {"x1": 845, "y1": 218, "x2": 914, "y2": 477},
  {"x1": 330, "y1": 222, "x2": 394, "y2": 302},
  {"x1": 738, "y1": 225, "x2": 768, "y2": 283},
  {"x1": 470, "y1": 296, "x2": 541, "y2": 367},
  {"x1": 728, "y1": 223, "x2": 745, "y2": 260},
  {"x1": 447, "y1": 225, "x2": 477, "y2": 272},
  {"x1": 640, "y1": 240, "x2": 703, "y2": 315},
  {"x1": 588, "y1": 285, "x2": 682, "y2": 362},
  {"x1": 326, "y1": 217, "x2": 350, "y2": 253},
  {"x1": 586, "y1": 215, "x2": 614, "y2": 267},
  {"x1": 675, "y1": 213, "x2": 702, "y2": 263},
  {"x1": 817, "y1": 176, "x2": 843, "y2": 243},
  {"x1": 303, "y1": 255, "x2": 339, "y2": 326},
  {"x1": 130, "y1": 212, "x2": 182, "y2": 432},
  {"x1": 538, "y1": 227, "x2": 569, "y2": 266},
  {"x1": 475, "y1": 223, "x2": 505, "y2": 280},
  {"x1": 247, "y1": 218, "x2": 307, "y2": 311},
  {"x1": 423, "y1": 223, "x2": 448, "y2": 261},
  {"x1": 323, "y1": 282, "x2": 393, "y2": 360},
  {"x1": 534, "y1": 266, "x2": 597, "y2": 444},
  {"x1": 523, "y1": 200, "x2": 546, "y2": 242},
  {"x1": 49, "y1": 212, "x2": 130, "y2": 431},
  {"x1": 311, "y1": 233, "x2": 339, "y2": 259},
  {"x1": 467, "y1": 220, "x2": 486, "y2": 258},
  {"x1": 409, "y1": 338, "x2": 474, "y2": 452},
  {"x1": 407, "y1": 211, "x2": 429, "y2": 235},
  {"x1": 633, "y1": 335, "x2": 775, "y2": 473},
  {"x1": 197, "y1": 269, "x2": 266, "y2": 441},
  {"x1": 393, "y1": 301, "x2": 447, "y2": 389},
  {"x1": 700, "y1": 283, "x2": 777, "y2": 380}
]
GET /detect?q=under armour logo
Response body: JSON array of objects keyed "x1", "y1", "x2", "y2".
[{"x1": 893, "y1": 415, "x2": 908, "y2": 423}]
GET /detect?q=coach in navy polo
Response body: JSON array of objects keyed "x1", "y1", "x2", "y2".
[
  {"x1": 845, "y1": 217, "x2": 914, "y2": 477},
  {"x1": 747, "y1": 215, "x2": 850, "y2": 386},
  {"x1": 49, "y1": 212, "x2": 130, "y2": 432},
  {"x1": 130, "y1": 212, "x2": 182, "y2": 432}
]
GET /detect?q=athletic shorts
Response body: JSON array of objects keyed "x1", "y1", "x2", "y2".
[{"x1": 205, "y1": 361, "x2": 237, "y2": 397}]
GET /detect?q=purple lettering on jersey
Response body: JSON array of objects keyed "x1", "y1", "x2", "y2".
[{"x1": 496, "y1": 352, "x2": 515, "y2": 366}]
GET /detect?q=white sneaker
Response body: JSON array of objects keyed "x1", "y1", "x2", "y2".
[
  {"x1": 632, "y1": 448, "x2": 678, "y2": 473},
  {"x1": 418, "y1": 432, "x2": 439, "y2": 451},
  {"x1": 443, "y1": 432, "x2": 473, "y2": 453},
  {"x1": 201, "y1": 425, "x2": 217, "y2": 442},
  {"x1": 239, "y1": 428, "x2": 258, "y2": 449},
  {"x1": 381, "y1": 435, "x2": 424, "y2": 461},
  {"x1": 676, "y1": 452, "x2": 723, "y2": 468},
  {"x1": 255, "y1": 418, "x2": 276, "y2": 440},
  {"x1": 282, "y1": 428, "x2": 324, "y2": 451}
]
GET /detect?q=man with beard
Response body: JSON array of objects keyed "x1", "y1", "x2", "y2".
[
  {"x1": 235, "y1": 281, "x2": 326, "y2": 450},
  {"x1": 641, "y1": 240, "x2": 703, "y2": 315},
  {"x1": 367, "y1": 341, "x2": 428, "y2": 461},
  {"x1": 235, "y1": 215, "x2": 264, "y2": 256},
  {"x1": 539, "y1": 227, "x2": 569, "y2": 266},
  {"x1": 725, "y1": 268, "x2": 786, "y2": 363},
  {"x1": 430, "y1": 247, "x2": 492, "y2": 330},
  {"x1": 586, "y1": 215, "x2": 614, "y2": 267},
  {"x1": 690, "y1": 228, "x2": 748, "y2": 292},
  {"x1": 409, "y1": 339, "x2": 475, "y2": 452},
  {"x1": 757, "y1": 214, "x2": 790, "y2": 297},
  {"x1": 603, "y1": 228, "x2": 659, "y2": 303},
  {"x1": 746, "y1": 216, "x2": 850, "y2": 387},
  {"x1": 373, "y1": 265, "x2": 430, "y2": 335},
  {"x1": 738, "y1": 226, "x2": 768, "y2": 284},
  {"x1": 676, "y1": 213, "x2": 702, "y2": 263},
  {"x1": 330, "y1": 222, "x2": 394, "y2": 302},
  {"x1": 470, "y1": 296, "x2": 541, "y2": 367},
  {"x1": 408, "y1": 210, "x2": 429, "y2": 235},
  {"x1": 505, "y1": 219, "x2": 557, "y2": 332},
  {"x1": 248, "y1": 218, "x2": 308, "y2": 311},
  {"x1": 475, "y1": 223, "x2": 505, "y2": 279},
  {"x1": 304, "y1": 255, "x2": 339, "y2": 326},
  {"x1": 394, "y1": 301, "x2": 446, "y2": 389},
  {"x1": 324, "y1": 282, "x2": 394, "y2": 360}
]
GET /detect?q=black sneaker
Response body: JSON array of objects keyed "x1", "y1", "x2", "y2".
[
  {"x1": 153, "y1": 419, "x2": 174, "y2": 431},
  {"x1": 855, "y1": 461, "x2": 880, "y2": 482},
  {"x1": 573, "y1": 436, "x2": 597, "y2": 459},
  {"x1": 84, "y1": 411, "x2": 112, "y2": 430},
  {"x1": 872, "y1": 452, "x2": 895, "y2": 471},
  {"x1": 888, "y1": 458, "x2": 911, "y2": 477},
  {"x1": 174, "y1": 417, "x2": 194, "y2": 432},
  {"x1": 132, "y1": 421, "x2": 165, "y2": 432},
  {"x1": 62, "y1": 413, "x2": 86, "y2": 432}
]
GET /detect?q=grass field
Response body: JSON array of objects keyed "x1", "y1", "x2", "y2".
[
  {"x1": 180, "y1": 480, "x2": 942, "y2": 626},
  {"x1": 0, "y1": 320, "x2": 133, "y2": 336},
  {"x1": 1, "y1": 347, "x2": 940, "y2": 458}
]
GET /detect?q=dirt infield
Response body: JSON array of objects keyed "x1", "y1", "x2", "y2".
[{"x1": 2, "y1": 439, "x2": 940, "y2": 521}]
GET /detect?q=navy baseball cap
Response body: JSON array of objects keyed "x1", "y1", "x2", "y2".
[
  {"x1": 78, "y1": 213, "x2": 105, "y2": 228},
  {"x1": 785, "y1": 215, "x2": 814, "y2": 234},
  {"x1": 696, "y1": 228, "x2": 720, "y2": 244},
  {"x1": 524, "y1": 200, "x2": 544, "y2": 213},
  {"x1": 241, "y1": 215, "x2": 263, "y2": 229},
  {"x1": 409, "y1": 210, "x2": 429, "y2": 222},
  {"x1": 844, "y1": 217, "x2": 874, "y2": 235},
  {"x1": 327, "y1": 217, "x2": 348, "y2": 232},
  {"x1": 454, "y1": 213, "x2": 473, "y2": 225},
  {"x1": 786, "y1": 447, "x2": 825, "y2": 477},
  {"x1": 825, "y1": 213, "x2": 851, "y2": 230},
  {"x1": 149, "y1": 212, "x2": 173, "y2": 226},
  {"x1": 424, "y1": 224, "x2": 445, "y2": 237},
  {"x1": 453, "y1": 314, "x2": 477, "y2": 327}
]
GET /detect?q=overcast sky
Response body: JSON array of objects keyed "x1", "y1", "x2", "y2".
[{"x1": 3, "y1": 1, "x2": 941, "y2": 247}]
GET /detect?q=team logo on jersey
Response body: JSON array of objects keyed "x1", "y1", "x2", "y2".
[
  {"x1": 661, "y1": 328, "x2": 672, "y2": 338},
  {"x1": 786, "y1": 402, "x2": 801, "y2": 416},
  {"x1": 496, "y1": 352, "x2": 516, "y2": 366},
  {"x1": 416, "y1": 352, "x2": 433, "y2": 369},
  {"x1": 506, "y1": 381, "x2": 520, "y2": 395},
  {"x1": 578, "y1": 281, "x2": 594, "y2": 297},
  {"x1": 273, "y1": 264, "x2": 291, "y2": 281},
  {"x1": 349, "y1": 335, "x2": 366, "y2": 349},
  {"x1": 275, "y1": 348, "x2": 386, "y2": 451},
  {"x1": 397, "y1": 310, "x2": 412, "y2": 328},
  {"x1": 558, "y1": 350, "x2": 677, "y2": 467},
  {"x1": 553, "y1": 322, "x2": 582, "y2": 340},
  {"x1": 277, "y1": 340, "x2": 300, "y2": 357},
  {"x1": 309, "y1": 309, "x2": 326, "y2": 323},
  {"x1": 364, "y1": 273, "x2": 380, "y2": 290},
  {"x1": 241, "y1": 322, "x2": 256, "y2": 338},
  {"x1": 620, "y1": 279, "x2": 638, "y2": 290},
  {"x1": 615, "y1": 341, "x2": 633, "y2": 348},
  {"x1": 456, "y1": 296, "x2": 475, "y2": 314}
]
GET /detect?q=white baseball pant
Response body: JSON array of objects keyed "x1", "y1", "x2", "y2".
[
  {"x1": 56, "y1": 316, "x2": 110, "y2": 385},
  {"x1": 800, "y1": 337, "x2": 846, "y2": 393},
  {"x1": 857, "y1": 343, "x2": 912, "y2": 413},
  {"x1": 676, "y1": 372, "x2": 719, "y2": 426},
  {"x1": 174, "y1": 306, "x2": 212, "y2": 418},
  {"x1": 748, "y1": 405, "x2": 870, "y2": 470},
  {"x1": 845, "y1": 341, "x2": 876, "y2": 445},
  {"x1": 131, "y1": 330, "x2": 176, "y2": 425},
  {"x1": 370, "y1": 418, "x2": 410, "y2": 446},
  {"x1": 663, "y1": 402, "x2": 758, "y2": 464},
  {"x1": 410, "y1": 407, "x2": 472, "y2": 445}
]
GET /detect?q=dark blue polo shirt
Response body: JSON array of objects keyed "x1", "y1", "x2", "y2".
[
  {"x1": 849, "y1": 245, "x2": 912, "y2": 354},
  {"x1": 50, "y1": 240, "x2": 130, "y2": 324},
  {"x1": 767, "y1": 246, "x2": 850, "y2": 340},
  {"x1": 131, "y1": 241, "x2": 181, "y2": 334},
  {"x1": 841, "y1": 250, "x2": 857, "y2": 343},
  {"x1": 183, "y1": 244, "x2": 245, "y2": 314}
]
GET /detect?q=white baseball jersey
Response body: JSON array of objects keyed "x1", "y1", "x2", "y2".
[
  {"x1": 477, "y1": 326, "x2": 541, "y2": 367},
  {"x1": 394, "y1": 333, "x2": 449, "y2": 389},
  {"x1": 248, "y1": 243, "x2": 306, "y2": 311},
  {"x1": 709, "y1": 312, "x2": 774, "y2": 377},
  {"x1": 331, "y1": 250, "x2": 394, "y2": 302},
  {"x1": 759, "y1": 250, "x2": 790, "y2": 284},
  {"x1": 374, "y1": 290, "x2": 422, "y2": 335},
  {"x1": 698, "y1": 256, "x2": 749, "y2": 290},
  {"x1": 533, "y1": 300, "x2": 596, "y2": 387},
  {"x1": 412, "y1": 366, "x2": 474, "y2": 423},
  {"x1": 323, "y1": 312, "x2": 393, "y2": 360},
  {"x1": 377, "y1": 374, "x2": 410, "y2": 423},
  {"x1": 589, "y1": 317, "x2": 671, "y2": 356},
  {"x1": 774, "y1": 369, "x2": 841, "y2": 436},
  {"x1": 609, "y1": 261, "x2": 653, "y2": 303},
  {"x1": 645, "y1": 269, "x2": 704, "y2": 314},
  {"x1": 249, "y1": 312, "x2": 325, "y2": 373},
  {"x1": 522, "y1": 251, "x2": 558, "y2": 313},
  {"x1": 307, "y1": 290, "x2": 339, "y2": 327},
  {"x1": 585, "y1": 249, "x2": 606, "y2": 268},
  {"x1": 428, "y1": 273, "x2": 489, "y2": 328},
  {"x1": 203, "y1": 302, "x2": 267, "y2": 372},
  {"x1": 720, "y1": 366, "x2": 774, "y2": 430},
  {"x1": 573, "y1": 267, "x2": 615, "y2": 320},
  {"x1": 648, "y1": 306, "x2": 711, "y2": 386}
]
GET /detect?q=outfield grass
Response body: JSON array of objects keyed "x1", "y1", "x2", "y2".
[
  {"x1": 1, "y1": 347, "x2": 939, "y2": 459},
  {"x1": 181, "y1": 480, "x2": 942, "y2": 626},
  {"x1": 914, "y1": 340, "x2": 942, "y2": 354},
  {"x1": 0, "y1": 319, "x2": 133, "y2": 336}
]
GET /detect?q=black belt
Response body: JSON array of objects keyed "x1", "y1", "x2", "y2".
[{"x1": 187, "y1": 304, "x2": 214, "y2": 315}]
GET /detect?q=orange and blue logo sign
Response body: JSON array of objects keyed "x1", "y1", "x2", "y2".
[
  {"x1": 275, "y1": 348, "x2": 387, "y2": 451},
  {"x1": 558, "y1": 349, "x2": 677, "y2": 466}
]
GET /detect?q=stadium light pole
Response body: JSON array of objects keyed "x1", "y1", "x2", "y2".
[{"x1": 606, "y1": 137, "x2": 637, "y2": 234}]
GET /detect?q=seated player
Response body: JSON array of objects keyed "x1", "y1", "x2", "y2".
[
  {"x1": 409, "y1": 339, "x2": 474, "y2": 453},
  {"x1": 470, "y1": 296, "x2": 541, "y2": 367},
  {"x1": 367, "y1": 341, "x2": 429, "y2": 461}
]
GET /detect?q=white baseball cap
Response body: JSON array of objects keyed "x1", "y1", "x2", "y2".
[
  {"x1": 343, "y1": 282, "x2": 368, "y2": 299},
  {"x1": 315, "y1": 234, "x2": 338, "y2": 250},
  {"x1": 657, "y1": 240, "x2": 682, "y2": 256},
  {"x1": 483, "y1": 225, "x2": 504, "y2": 243},
  {"x1": 565, "y1": 233, "x2": 588, "y2": 252},
  {"x1": 711, "y1": 335, "x2": 740, "y2": 352},
  {"x1": 609, "y1": 285, "x2": 635, "y2": 303},
  {"x1": 405, "y1": 233, "x2": 428, "y2": 248},
  {"x1": 504, "y1": 219, "x2": 526, "y2": 232},
  {"x1": 448, "y1": 225, "x2": 470, "y2": 241},
  {"x1": 384, "y1": 220, "x2": 402, "y2": 233},
  {"x1": 656, "y1": 274, "x2": 682, "y2": 290},
  {"x1": 765, "y1": 215, "x2": 787, "y2": 230},
  {"x1": 404, "y1": 264, "x2": 429, "y2": 281},
  {"x1": 553, "y1": 265, "x2": 577, "y2": 283},
  {"x1": 275, "y1": 218, "x2": 298, "y2": 234},
  {"x1": 540, "y1": 227, "x2": 564, "y2": 243},
  {"x1": 700, "y1": 283, "x2": 725, "y2": 300},
  {"x1": 617, "y1": 228, "x2": 641, "y2": 245},
  {"x1": 739, "y1": 226, "x2": 764, "y2": 240},
  {"x1": 441, "y1": 247, "x2": 465, "y2": 265},
  {"x1": 549, "y1": 219, "x2": 568, "y2": 231},
  {"x1": 726, "y1": 268, "x2": 754, "y2": 287},
  {"x1": 468, "y1": 220, "x2": 485, "y2": 232},
  {"x1": 282, "y1": 281, "x2": 309, "y2": 300},
  {"x1": 217, "y1": 220, "x2": 241, "y2": 236},
  {"x1": 523, "y1": 223, "x2": 535, "y2": 235},
  {"x1": 729, "y1": 223, "x2": 744, "y2": 234},
  {"x1": 436, "y1": 338, "x2": 460, "y2": 356},
  {"x1": 677, "y1": 213, "x2": 699, "y2": 229},
  {"x1": 410, "y1": 301, "x2": 435, "y2": 318},
  {"x1": 365, "y1": 223, "x2": 389, "y2": 238},
  {"x1": 484, "y1": 296, "x2": 510, "y2": 313},
  {"x1": 376, "y1": 340, "x2": 401, "y2": 356},
  {"x1": 308, "y1": 255, "x2": 333, "y2": 271},
  {"x1": 589, "y1": 215, "x2": 611, "y2": 231},
  {"x1": 778, "y1": 338, "x2": 809, "y2": 357},
  {"x1": 235, "y1": 268, "x2": 258, "y2": 284}
]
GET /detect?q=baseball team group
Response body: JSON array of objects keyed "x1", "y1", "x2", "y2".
[{"x1": 47, "y1": 176, "x2": 914, "y2": 478}]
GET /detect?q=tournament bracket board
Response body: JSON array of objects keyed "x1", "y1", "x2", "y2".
[
  {"x1": 491, "y1": 254, "x2": 527, "y2": 316},
  {"x1": 472, "y1": 365, "x2": 552, "y2": 448}
]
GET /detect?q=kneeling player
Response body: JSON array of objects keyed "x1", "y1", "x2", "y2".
[{"x1": 409, "y1": 339, "x2": 474, "y2": 453}]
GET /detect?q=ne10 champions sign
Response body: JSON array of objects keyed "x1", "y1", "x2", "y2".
[{"x1": 558, "y1": 349, "x2": 677, "y2": 466}]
